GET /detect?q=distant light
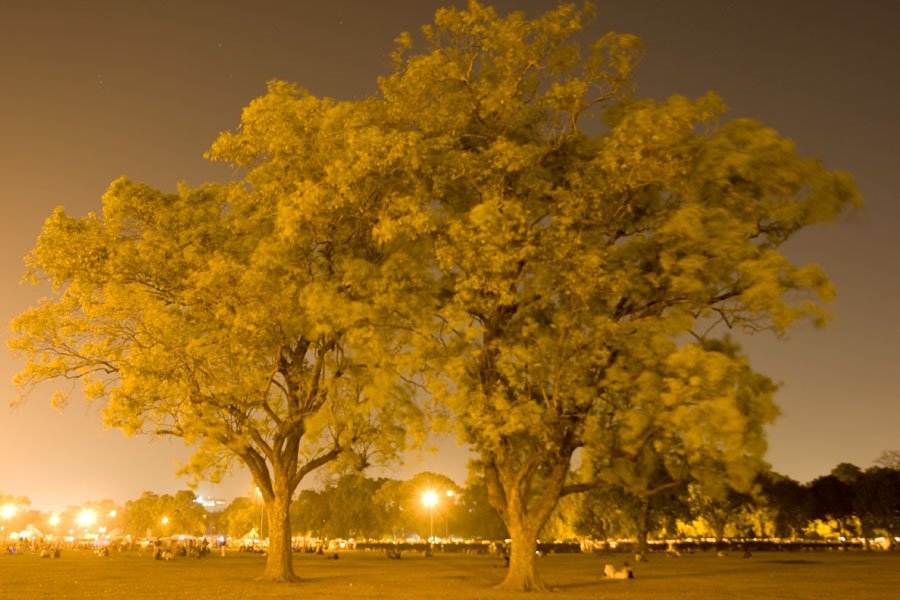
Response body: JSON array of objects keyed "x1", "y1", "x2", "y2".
[
  {"x1": 0, "y1": 504, "x2": 16, "y2": 520},
  {"x1": 161, "y1": 516, "x2": 169, "y2": 525},
  {"x1": 49, "y1": 514, "x2": 60, "y2": 527},
  {"x1": 77, "y1": 509, "x2": 97, "y2": 528},
  {"x1": 421, "y1": 490, "x2": 438, "y2": 508},
  {"x1": 108, "y1": 510, "x2": 117, "y2": 518},
  {"x1": 446, "y1": 490, "x2": 455, "y2": 498}
]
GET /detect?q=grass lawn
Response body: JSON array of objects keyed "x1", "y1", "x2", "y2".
[{"x1": 1, "y1": 548, "x2": 898, "y2": 599}]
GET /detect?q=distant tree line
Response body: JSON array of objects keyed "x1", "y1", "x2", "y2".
[
  {"x1": 3, "y1": 454, "x2": 897, "y2": 550},
  {"x1": 575, "y1": 460, "x2": 900, "y2": 551}
]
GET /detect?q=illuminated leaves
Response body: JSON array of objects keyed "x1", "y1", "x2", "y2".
[
  {"x1": 374, "y1": 3, "x2": 860, "y2": 588},
  {"x1": 7, "y1": 0, "x2": 860, "y2": 587}
]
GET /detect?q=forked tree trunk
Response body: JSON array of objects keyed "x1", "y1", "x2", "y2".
[
  {"x1": 487, "y1": 459, "x2": 569, "y2": 593},
  {"x1": 261, "y1": 490, "x2": 297, "y2": 582},
  {"x1": 498, "y1": 518, "x2": 546, "y2": 592}
]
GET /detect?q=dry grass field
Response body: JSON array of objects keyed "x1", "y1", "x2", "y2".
[{"x1": 1, "y1": 548, "x2": 898, "y2": 599}]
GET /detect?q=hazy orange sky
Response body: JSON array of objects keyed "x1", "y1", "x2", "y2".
[{"x1": 1, "y1": 0, "x2": 897, "y2": 511}]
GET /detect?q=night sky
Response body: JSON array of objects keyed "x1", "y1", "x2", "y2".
[{"x1": 1, "y1": 0, "x2": 897, "y2": 511}]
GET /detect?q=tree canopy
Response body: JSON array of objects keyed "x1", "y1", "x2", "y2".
[
  {"x1": 8, "y1": 0, "x2": 859, "y2": 590},
  {"x1": 375, "y1": 1, "x2": 859, "y2": 590},
  {"x1": 9, "y1": 87, "x2": 430, "y2": 583}
]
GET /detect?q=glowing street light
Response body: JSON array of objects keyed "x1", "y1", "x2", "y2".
[
  {"x1": 421, "y1": 490, "x2": 438, "y2": 543},
  {"x1": 0, "y1": 504, "x2": 16, "y2": 521},
  {"x1": 49, "y1": 513, "x2": 61, "y2": 539},
  {"x1": 161, "y1": 516, "x2": 170, "y2": 537},
  {"x1": 445, "y1": 490, "x2": 455, "y2": 539},
  {"x1": 106, "y1": 509, "x2": 117, "y2": 534},
  {"x1": 76, "y1": 509, "x2": 97, "y2": 530},
  {"x1": 1, "y1": 503, "x2": 16, "y2": 544}
]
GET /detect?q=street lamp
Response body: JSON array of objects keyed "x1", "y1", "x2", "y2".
[
  {"x1": 77, "y1": 509, "x2": 97, "y2": 538},
  {"x1": 106, "y1": 510, "x2": 117, "y2": 535},
  {"x1": 445, "y1": 490, "x2": 455, "y2": 539},
  {"x1": 256, "y1": 487, "x2": 264, "y2": 541},
  {"x1": 1, "y1": 503, "x2": 16, "y2": 545},
  {"x1": 421, "y1": 490, "x2": 438, "y2": 543},
  {"x1": 0, "y1": 504, "x2": 16, "y2": 521},
  {"x1": 48, "y1": 513, "x2": 60, "y2": 542},
  {"x1": 161, "y1": 516, "x2": 169, "y2": 538}
]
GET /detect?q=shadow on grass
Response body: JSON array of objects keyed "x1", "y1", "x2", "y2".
[{"x1": 552, "y1": 580, "x2": 610, "y2": 591}]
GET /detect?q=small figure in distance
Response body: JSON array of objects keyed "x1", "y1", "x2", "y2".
[
  {"x1": 604, "y1": 561, "x2": 634, "y2": 579},
  {"x1": 666, "y1": 541, "x2": 681, "y2": 557}
]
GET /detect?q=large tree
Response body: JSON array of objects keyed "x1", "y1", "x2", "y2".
[
  {"x1": 378, "y1": 2, "x2": 860, "y2": 591},
  {"x1": 758, "y1": 472, "x2": 812, "y2": 539},
  {"x1": 577, "y1": 479, "x2": 688, "y2": 551},
  {"x1": 809, "y1": 472, "x2": 857, "y2": 542},
  {"x1": 123, "y1": 490, "x2": 206, "y2": 538},
  {"x1": 9, "y1": 84, "x2": 430, "y2": 581},
  {"x1": 853, "y1": 466, "x2": 900, "y2": 549}
]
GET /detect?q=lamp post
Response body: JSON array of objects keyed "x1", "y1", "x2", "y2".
[
  {"x1": 256, "y1": 488, "x2": 264, "y2": 541},
  {"x1": 1, "y1": 503, "x2": 16, "y2": 545},
  {"x1": 421, "y1": 490, "x2": 438, "y2": 544},
  {"x1": 445, "y1": 490, "x2": 455, "y2": 539},
  {"x1": 49, "y1": 513, "x2": 60, "y2": 540},
  {"x1": 76, "y1": 509, "x2": 97, "y2": 540},
  {"x1": 161, "y1": 516, "x2": 169, "y2": 538}
]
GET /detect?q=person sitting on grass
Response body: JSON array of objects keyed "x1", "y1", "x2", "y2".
[{"x1": 603, "y1": 562, "x2": 634, "y2": 579}]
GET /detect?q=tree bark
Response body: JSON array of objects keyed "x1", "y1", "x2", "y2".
[
  {"x1": 637, "y1": 498, "x2": 651, "y2": 554},
  {"x1": 488, "y1": 458, "x2": 569, "y2": 592},
  {"x1": 261, "y1": 488, "x2": 298, "y2": 582},
  {"x1": 497, "y1": 517, "x2": 547, "y2": 592}
]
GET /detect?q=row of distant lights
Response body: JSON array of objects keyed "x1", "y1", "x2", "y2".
[
  {"x1": 1, "y1": 504, "x2": 121, "y2": 531},
  {"x1": 3, "y1": 491, "x2": 454, "y2": 532}
]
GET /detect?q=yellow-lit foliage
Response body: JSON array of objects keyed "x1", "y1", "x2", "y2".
[
  {"x1": 9, "y1": 87, "x2": 432, "y2": 582},
  {"x1": 375, "y1": 1, "x2": 860, "y2": 591},
  {"x1": 8, "y1": 0, "x2": 860, "y2": 590}
]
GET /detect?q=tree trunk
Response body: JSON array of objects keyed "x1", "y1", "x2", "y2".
[
  {"x1": 497, "y1": 518, "x2": 547, "y2": 592},
  {"x1": 482, "y1": 444, "x2": 571, "y2": 592},
  {"x1": 637, "y1": 498, "x2": 651, "y2": 554},
  {"x1": 261, "y1": 490, "x2": 298, "y2": 582}
]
